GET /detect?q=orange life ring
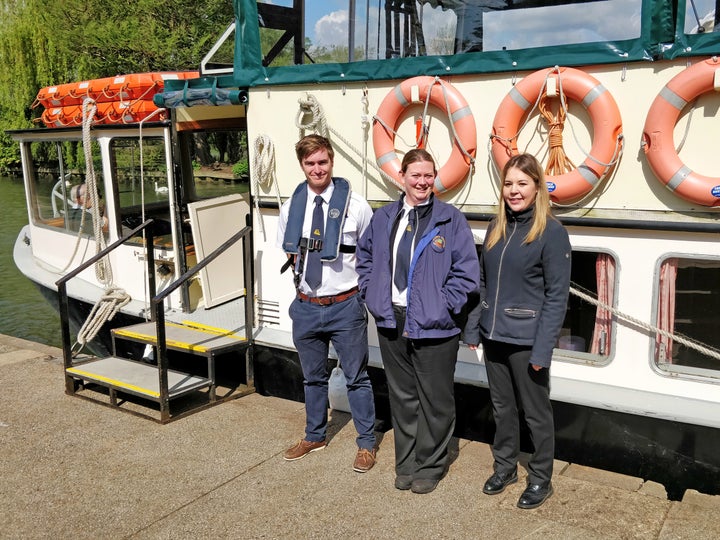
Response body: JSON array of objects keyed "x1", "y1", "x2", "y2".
[
  {"x1": 491, "y1": 67, "x2": 622, "y2": 204},
  {"x1": 642, "y1": 57, "x2": 720, "y2": 207},
  {"x1": 372, "y1": 76, "x2": 477, "y2": 193}
]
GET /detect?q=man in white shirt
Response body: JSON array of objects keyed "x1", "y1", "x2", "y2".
[{"x1": 276, "y1": 134, "x2": 377, "y2": 472}]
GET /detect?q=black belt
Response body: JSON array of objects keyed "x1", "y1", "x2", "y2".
[{"x1": 297, "y1": 287, "x2": 359, "y2": 306}]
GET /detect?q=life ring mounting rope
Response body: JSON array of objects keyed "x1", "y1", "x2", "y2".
[
  {"x1": 372, "y1": 76, "x2": 477, "y2": 194},
  {"x1": 642, "y1": 56, "x2": 720, "y2": 207},
  {"x1": 491, "y1": 66, "x2": 623, "y2": 205}
]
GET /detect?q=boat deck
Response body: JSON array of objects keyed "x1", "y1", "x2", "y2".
[{"x1": 2, "y1": 333, "x2": 719, "y2": 539}]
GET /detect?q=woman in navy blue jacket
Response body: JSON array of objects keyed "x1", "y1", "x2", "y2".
[
  {"x1": 357, "y1": 149, "x2": 479, "y2": 494},
  {"x1": 464, "y1": 153, "x2": 571, "y2": 509}
]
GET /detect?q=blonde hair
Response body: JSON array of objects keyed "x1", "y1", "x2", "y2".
[{"x1": 485, "y1": 154, "x2": 553, "y2": 250}]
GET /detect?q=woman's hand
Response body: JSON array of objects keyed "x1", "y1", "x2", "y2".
[{"x1": 531, "y1": 364, "x2": 543, "y2": 371}]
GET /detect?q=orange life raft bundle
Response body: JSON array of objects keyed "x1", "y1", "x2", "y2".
[{"x1": 34, "y1": 72, "x2": 199, "y2": 128}]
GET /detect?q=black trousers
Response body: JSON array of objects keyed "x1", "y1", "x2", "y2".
[
  {"x1": 481, "y1": 338, "x2": 554, "y2": 486},
  {"x1": 377, "y1": 306, "x2": 459, "y2": 480}
]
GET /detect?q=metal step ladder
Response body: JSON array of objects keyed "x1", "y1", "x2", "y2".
[{"x1": 65, "y1": 320, "x2": 254, "y2": 422}]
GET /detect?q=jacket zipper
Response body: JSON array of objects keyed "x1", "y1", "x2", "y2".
[{"x1": 488, "y1": 220, "x2": 517, "y2": 338}]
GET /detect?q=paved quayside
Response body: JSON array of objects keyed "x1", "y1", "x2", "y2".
[{"x1": 0, "y1": 333, "x2": 718, "y2": 539}]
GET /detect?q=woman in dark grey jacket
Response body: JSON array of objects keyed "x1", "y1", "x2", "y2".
[{"x1": 464, "y1": 153, "x2": 571, "y2": 510}]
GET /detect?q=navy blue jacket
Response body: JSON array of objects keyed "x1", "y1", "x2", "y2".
[
  {"x1": 357, "y1": 197, "x2": 479, "y2": 339},
  {"x1": 464, "y1": 206, "x2": 571, "y2": 367}
]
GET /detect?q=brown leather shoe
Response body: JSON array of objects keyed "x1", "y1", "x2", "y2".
[
  {"x1": 352, "y1": 447, "x2": 376, "y2": 473},
  {"x1": 283, "y1": 439, "x2": 327, "y2": 461}
]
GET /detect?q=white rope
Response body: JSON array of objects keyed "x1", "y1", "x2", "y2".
[
  {"x1": 252, "y1": 134, "x2": 283, "y2": 235},
  {"x1": 570, "y1": 284, "x2": 720, "y2": 361},
  {"x1": 360, "y1": 87, "x2": 370, "y2": 198},
  {"x1": 81, "y1": 99, "x2": 112, "y2": 286},
  {"x1": 295, "y1": 93, "x2": 403, "y2": 190},
  {"x1": 73, "y1": 287, "x2": 132, "y2": 355},
  {"x1": 72, "y1": 99, "x2": 131, "y2": 353}
]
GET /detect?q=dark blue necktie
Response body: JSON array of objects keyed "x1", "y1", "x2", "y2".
[
  {"x1": 305, "y1": 195, "x2": 324, "y2": 289},
  {"x1": 394, "y1": 208, "x2": 416, "y2": 291}
]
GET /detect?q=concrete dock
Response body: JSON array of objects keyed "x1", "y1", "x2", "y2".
[{"x1": 1, "y1": 333, "x2": 719, "y2": 539}]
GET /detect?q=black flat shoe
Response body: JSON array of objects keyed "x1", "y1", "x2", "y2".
[
  {"x1": 517, "y1": 482, "x2": 553, "y2": 509},
  {"x1": 395, "y1": 475, "x2": 412, "y2": 490},
  {"x1": 411, "y1": 477, "x2": 440, "y2": 494},
  {"x1": 482, "y1": 468, "x2": 518, "y2": 495}
]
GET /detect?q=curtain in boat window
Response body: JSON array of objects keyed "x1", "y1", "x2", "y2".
[
  {"x1": 656, "y1": 258, "x2": 677, "y2": 364},
  {"x1": 590, "y1": 252, "x2": 614, "y2": 356}
]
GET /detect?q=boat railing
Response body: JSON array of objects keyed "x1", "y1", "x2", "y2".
[
  {"x1": 148, "y1": 225, "x2": 254, "y2": 407},
  {"x1": 56, "y1": 218, "x2": 159, "y2": 389},
  {"x1": 56, "y1": 219, "x2": 254, "y2": 416}
]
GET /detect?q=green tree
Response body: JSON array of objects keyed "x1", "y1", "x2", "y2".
[{"x1": 0, "y1": 0, "x2": 235, "y2": 172}]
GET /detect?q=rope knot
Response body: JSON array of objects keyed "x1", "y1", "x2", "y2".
[{"x1": 539, "y1": 92, "x2": 575, "y2": 176}]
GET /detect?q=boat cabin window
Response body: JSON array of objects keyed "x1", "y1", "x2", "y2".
[
  {"x1": 655, "y1": 256, "x2": 720, "y2": 377},
  {"x1": 24, "y1": 139, "x2": 107, "y2": 237},
  {"x1": 259, "y1": 0, "x2": 641, "y2": 63},
  {"x1": 558, "y1": 249, "x2": 616, "y2": 360},
  {"x1": 179, "y1": 129, "x2": 250, "y2": 201},
  {"x1": 109, "y1": 137, "x2": 173, "y2": 242}
]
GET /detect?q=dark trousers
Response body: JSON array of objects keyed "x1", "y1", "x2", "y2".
[
  {"x1": 482, "y1": 338, "x2": 554, "y2": 485},
  {"x1": 378, "y1": 306, "x2": 459, "y2": 480},
  {"x1": 290, "y1": 294, "x2": 376, "y2": 450}
]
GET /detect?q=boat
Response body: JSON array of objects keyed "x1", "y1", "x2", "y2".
[{"x1": 8, "y1": 0, "x2": 720, "y2": 499}]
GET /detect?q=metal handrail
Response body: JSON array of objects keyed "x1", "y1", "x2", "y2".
[
  {"x1": 56, "y1": 219, "x2": 157, "y2": 392},
  {"x1": 149, "y1": 225, "x2": 254, "y2": 416},
  {"x1": 56, "y1": 219, "x2": 254, "y2": 421}
]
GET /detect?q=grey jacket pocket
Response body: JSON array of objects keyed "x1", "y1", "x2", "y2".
[{"x1": 504, "y1": 308, "x2": 537, "y2": 318}]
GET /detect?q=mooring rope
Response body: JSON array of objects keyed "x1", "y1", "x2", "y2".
[
  {"x1": 295, "y1": 93, "x2": 404, "y2": 190},
  {"x1": 72, "y1": 99, "x2": 131, "y2": 354},
  {"x1": 570, "y1": 283, "x2": 720, "y2": 361},
  {"x1": 252, "y1": 134, "x2": 283, "y2": 235}
]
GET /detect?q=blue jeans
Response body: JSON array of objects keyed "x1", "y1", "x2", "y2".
[{"x1": 289, "y1": 294, "x2": 376, "y2": 450}]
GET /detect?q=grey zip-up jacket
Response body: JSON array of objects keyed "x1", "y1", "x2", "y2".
[{"x1": 464, "y1": 205, "x2": 571, "y2": 368}]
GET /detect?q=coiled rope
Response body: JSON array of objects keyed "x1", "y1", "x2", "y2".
[
  {"x1": 252, "y1": 134, "x2": 283, "y2": 235},
  {"x1": 538, "y1": 92, "x2": 575, "y2": 177},
  {"x1": 295, "y1": 93, "x2": 404, "y2": 190},
  {"x1": 73, "y1": 99, "x2": 131, "y2": 355}
]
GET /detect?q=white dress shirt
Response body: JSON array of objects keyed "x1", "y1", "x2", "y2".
[{"x1": 277, "y1": 183, "x2": 373, "y2": 296}]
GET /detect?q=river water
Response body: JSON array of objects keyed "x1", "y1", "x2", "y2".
[{"x1": 0, "y1": 174, "x2": 62, "y2": 347}]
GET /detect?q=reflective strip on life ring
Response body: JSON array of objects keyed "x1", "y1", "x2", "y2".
[
  {"x1": 491, "y1": 67, "x2": 622, "y2": 204},
  {"x1": 643, "y1": 57, "x2": 720, "y2": 207},
  {"x1": 372, "y1": 76, "x2": 477, "y2": 193}
]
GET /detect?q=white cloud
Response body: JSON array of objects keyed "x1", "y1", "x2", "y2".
[{"x1": 313, "y1": 10, "x2": 349, "y2": 48}]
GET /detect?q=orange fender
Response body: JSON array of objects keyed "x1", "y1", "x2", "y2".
[
  {"x1": 492, "y1": 67, "x2": 622, "y2": 204},
  {"x1": 643, "y1": 57, "x2": 720, "y2": 207},
  {"x1": 373, "y1": 76, "x2": 477, "y2": 193}
]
